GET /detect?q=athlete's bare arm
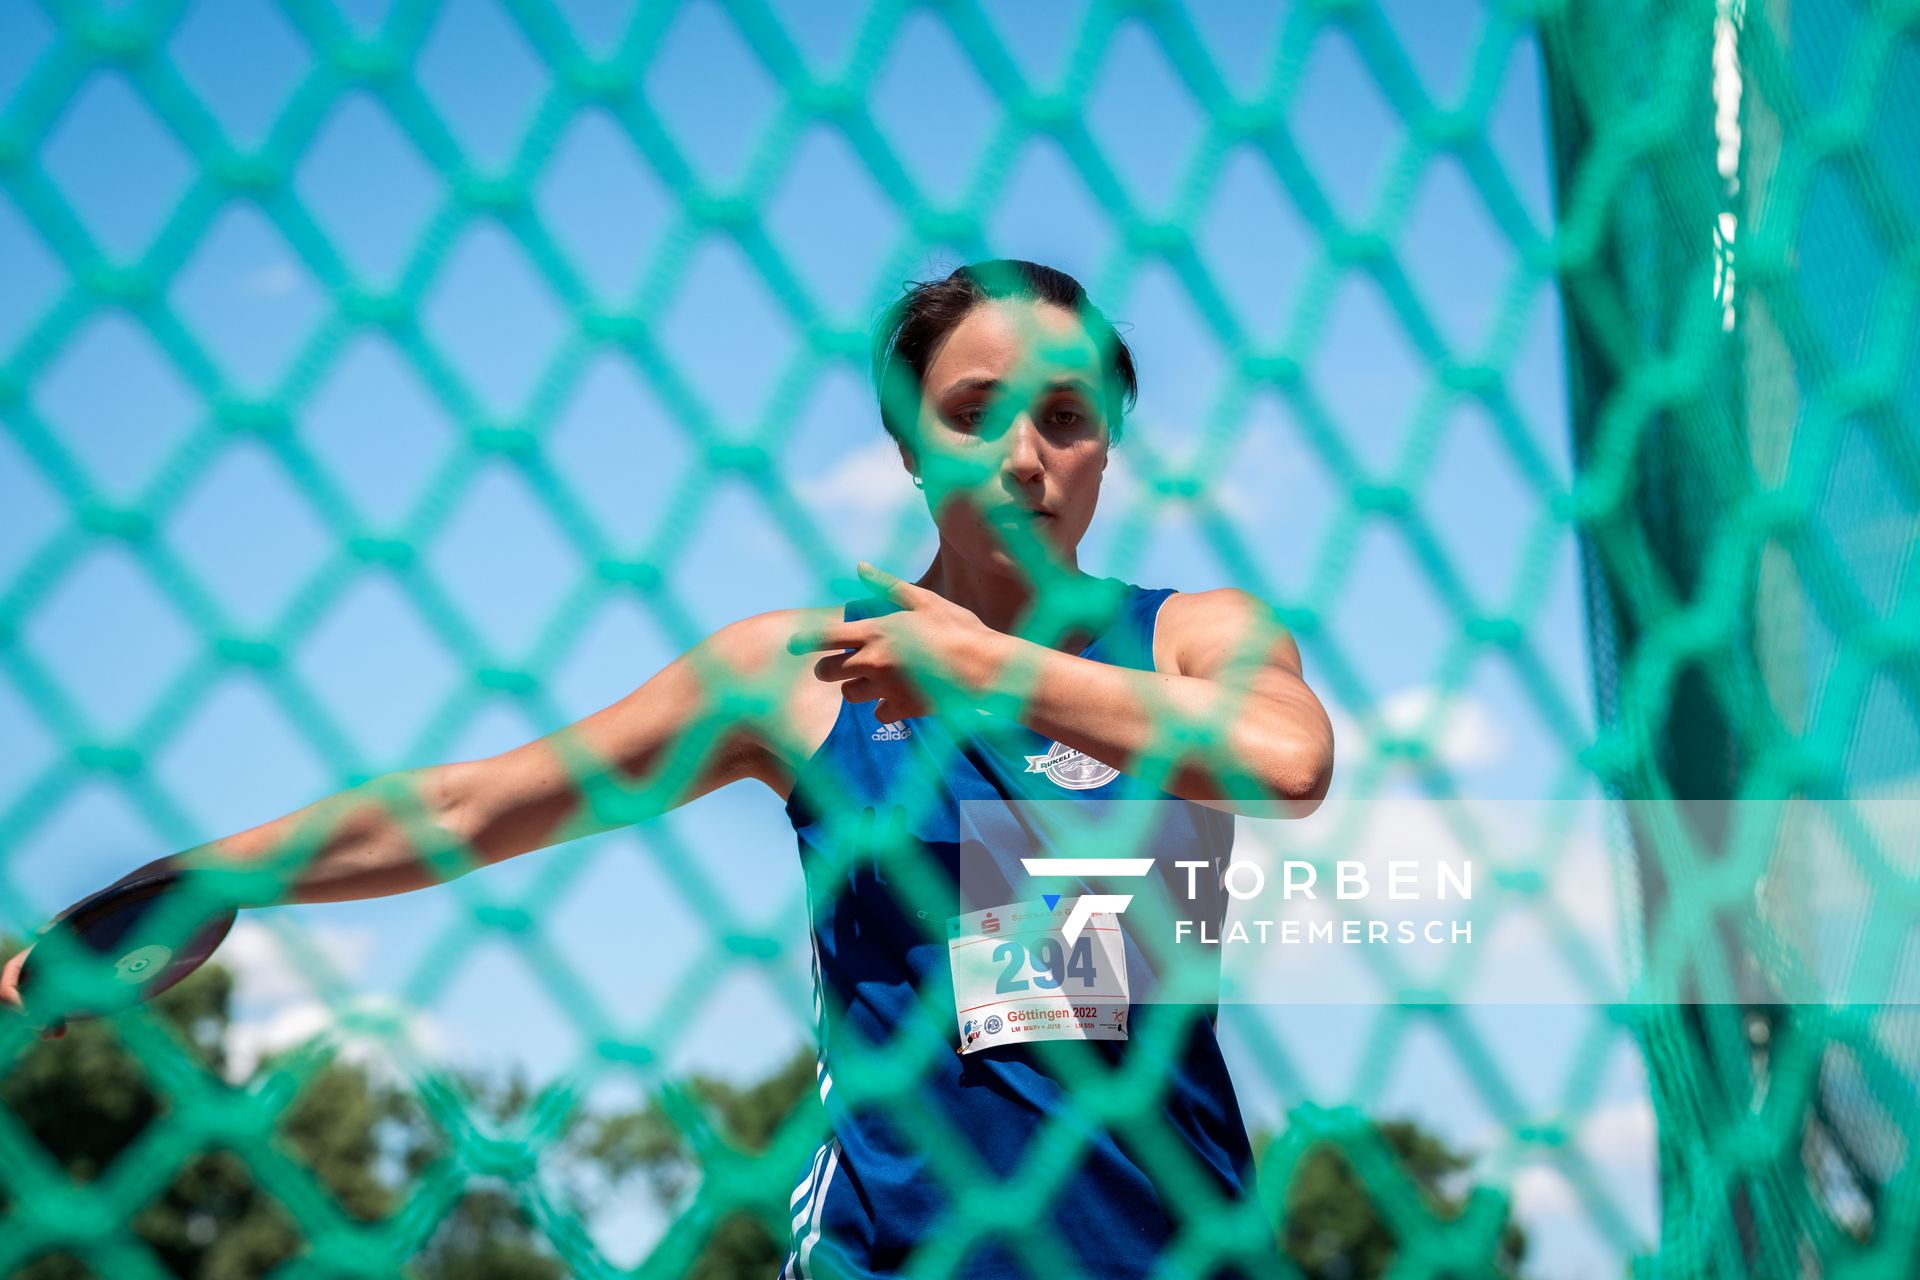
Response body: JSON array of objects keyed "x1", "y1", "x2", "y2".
[
  {"x1": 1147, "y1": 587, "x2": 1334, "y2": 816},
  {"x1": 1003, "y1": 585, "x2": 1332, "y2": 818},
  {"x1": 41, "y1": 609, "x2": 836, "y2": 911},
  {"x1": 0, "y1": 608, "x2": 837, "y2": 1030},
  {"x1": 795, "y1": 569, "x2": 1333, "y2": 820}
]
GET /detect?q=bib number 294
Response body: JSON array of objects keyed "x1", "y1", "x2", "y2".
[
  {"x1": 947, "y1": 898, "x2": 1130, "y2": 1055},
  {"x1": 992, "y1": 936, "x2": 1098, "y2": 993}
]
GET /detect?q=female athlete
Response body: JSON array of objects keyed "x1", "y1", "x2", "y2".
[{"x1": 2, "y1": 258, "x2": 1334, "y2": 1278}]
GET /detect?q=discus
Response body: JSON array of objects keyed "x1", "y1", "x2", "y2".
[{"x1": 16, "y1": 866, "x2": 237, "y2": 1024}]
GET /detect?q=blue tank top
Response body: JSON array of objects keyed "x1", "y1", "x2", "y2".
[{"x1": 777, "y1": 579, "x2": 1280, "y2": 1279}]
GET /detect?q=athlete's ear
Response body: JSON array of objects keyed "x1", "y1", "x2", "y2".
[{"x1": 895, "y1": 437, "x2": 920, "y2": 487}]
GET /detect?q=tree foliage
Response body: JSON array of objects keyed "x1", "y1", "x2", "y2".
[
  {"x1": 3, "y1": 935, "x2": 1526, "y2": 1279},
  {"x1": 575, "y1": 1047, "x2": 825, "y2": 1280},
  {"x1": 1257, "y1": 1118, "x2": 1531, "y2": 1280},
  {"x1": 0, "y1": 941, "x2": 572, "y2": 1279}
]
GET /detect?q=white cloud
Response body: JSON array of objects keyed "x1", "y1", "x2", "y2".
[
  {"x1": 219, "y1": 918, "x2": 449, "y2": 1082},
  {"x1": 1578, "y1": 1095, "x2": 1656, "y2": 1165},
  {"x1": 1510, "y1": 1163, "x2": 1581, "y2": 1217},
  {"x1": 235, "y1": 260, "x2": 302, "y2": 297},
  {"x1": 1377, "y1": 686, "x2": 1508, "y2": 769},
  {"x1": 226, "y1": 999, "x2": 333, "y2": 1079},
  {"x1": 792, "y1": 439, "x2": 918, "y2": 519},
  {"x1": 1210, "y1": 427, "x2": 1316, "y2": 524},
  {"x1": 225, "y1": 993, "x2": 453, "y2": 1083},
  {"x1": 1503, "y1": 1096, "x2": 1657, "y2": 1231},
  {"x1": 1313, "y1": 688, "x2": 1510, "y2": 774},
  {"x1": 222, "y1": 917, "x2": 376, "y2": 1004}
]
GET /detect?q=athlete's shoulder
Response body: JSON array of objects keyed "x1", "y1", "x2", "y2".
[
  {"x1": 700, "y1": 605, "x2": 844, "y2": 671},
  {"x1": 693, "y1": 606, "x2": 849, "y2": 797},
  {"x1": 1152, "y1": 586, "x2": 1304, "y2": 678}
]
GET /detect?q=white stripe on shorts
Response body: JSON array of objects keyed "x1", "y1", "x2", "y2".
[{"x1": 796, "y1": 1140, "x2": 841, "y2": 1278}]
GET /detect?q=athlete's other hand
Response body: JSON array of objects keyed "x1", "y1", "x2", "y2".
[
  {"x1": 0, "y1": 944, "x2": 67, "y2": 1041},
  {"x1": 789, "y1": 562, "x2": 1007, "y2": 723}
]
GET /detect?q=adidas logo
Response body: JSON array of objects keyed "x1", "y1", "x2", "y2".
[{"x1": 870, "y1": 721, "x2": 912, "y2": 741}]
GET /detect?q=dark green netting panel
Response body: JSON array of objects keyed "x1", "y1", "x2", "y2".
[
  {"x1": 0, "y1": 0, "x2": 1912, "y2": 1277},
  {"x1": 1543, "y1": 0, "x2": 1919, "y2": 1276}
]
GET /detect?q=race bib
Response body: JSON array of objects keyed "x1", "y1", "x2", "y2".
[{"x1": 947, "y1": 898, "x2": 1130, "y2": 1054}]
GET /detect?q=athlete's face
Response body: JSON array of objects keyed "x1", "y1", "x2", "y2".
[{"x1": 903, "y1": 299, "x2": 1113, "y2": 575}]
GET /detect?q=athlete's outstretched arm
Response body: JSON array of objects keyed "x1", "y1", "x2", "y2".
[
  {"x1": 793, "y1": 566, "x2": 1332, "y2": 819},
  {"x1": 0, "y1": 611, "x2": 824, "y2": 1032},
  {"x1": 85, "y1": 611, "x2": 820, "y2": 908}
]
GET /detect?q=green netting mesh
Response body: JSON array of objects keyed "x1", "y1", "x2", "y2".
[
  {"x1": 1544, "y1": 1, "x2": 1919, "y2": 1276},
  {"x1": 1, "y1": 0, "x2": 1915, "y2": 1277}
]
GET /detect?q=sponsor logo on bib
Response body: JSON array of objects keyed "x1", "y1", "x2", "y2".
[{"x1": 1022, "y1": 740, "x2": 1118, "y2": 790}]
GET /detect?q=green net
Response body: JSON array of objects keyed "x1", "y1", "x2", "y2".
[
  {"x1": 1544, "y1": 1, "x2": 1919, "y2": 1275},
  {"x1": 0, "y1": 0, "x2": 1914, "y2": 1277}
]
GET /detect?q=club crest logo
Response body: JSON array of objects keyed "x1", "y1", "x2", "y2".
[
  {"x1": 871, "y1": 721, "x2": 912, "y2": 741},
  {"x1": 1023, "y1": 741, "x2": 1118, "y2": 790}
]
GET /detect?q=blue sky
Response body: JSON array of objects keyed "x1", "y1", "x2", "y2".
[{"x1": 0, "y1": 1, "x2": 1655, "y2": 1274}]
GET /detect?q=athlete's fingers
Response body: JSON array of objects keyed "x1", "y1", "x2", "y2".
[
  {"x1": 874, "y1": 698, "x2": 924, "y2": 724},
  {"x1": 0, "y1": 948, "x2": 25, "y2": 1014},
  {"x1": 812, "y1": 651, "x2": 857, "y2": 683},
  {"x1": 787, "y1": 622, "x2": 868, "y2": 655},
  {"x1": 855, "y1": 561, "x2": 920, "y2": 607},
  {"x1": 1, "y1": 948, "x2": 62, "y2": 1038},
  {"x1": 838, "y1": 677, "x2": 878, "y2": 704}
]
